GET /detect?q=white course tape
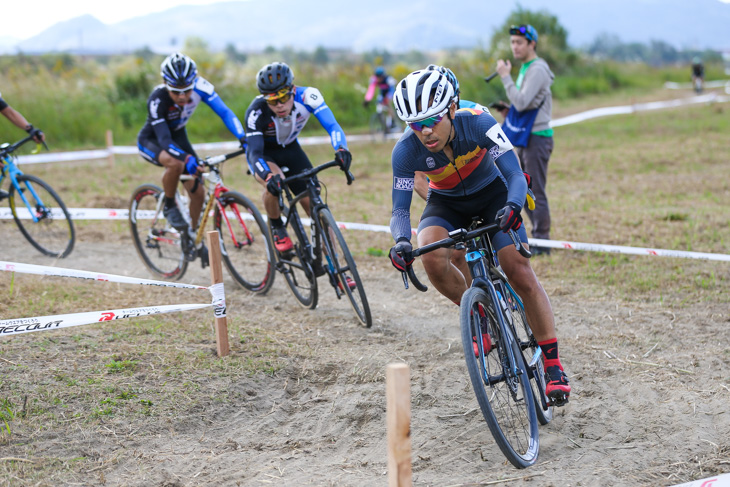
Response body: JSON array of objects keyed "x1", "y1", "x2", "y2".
[
  {"x1": 664, "y1": 79, "x2": 730, "y2": 90},
  {"x1": 551, "y1": 92, "x2": 729, "y2": 128},
  {"x1": 670, "y1": 472, "x2": 730, "y2": 487},
  {"x1": 0, "y1": 304, "x2": 211, "y2": 337},
  {"x1": 529, "y1": 238, "x2": 730, "y2": 262},
  {"x1": 15, "y1": 133, "x2": 402, "y2": 165},
  {"x1": 0, "y1": 261, "x2": 209, "y2": 289},
  {"x1": 209, "y1": 282, "x2": 226, "y2": 318},
  {"x1": 0, "y1": 208, "x2": 256, "y2": 221}
]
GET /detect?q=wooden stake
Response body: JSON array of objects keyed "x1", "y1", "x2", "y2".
[
  {"x1": 206, "y1": 230, "x2": 229, "y2": 357},
  {"x1": 105, "y1": 130, "x2": 115, "y2": 168},
  {"x1": 387, "y1": 363, "x2": 412, "y2": 487}
]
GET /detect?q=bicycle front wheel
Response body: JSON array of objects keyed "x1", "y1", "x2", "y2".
[
  {"x1": 214, "y1": 191, "x2": 275, "y2": 294},
  {"x1": 278, "y1": 211, "x2": 318, "y2": 309},
  {"x1": 317, "y1": 208, "x2": 372, "y2": 327},
  {"x1": 460, "y1": 286, "x2": 539, "y2": 469},
  {"x1": 9, "y1": 174, "x2": 75, "y2": 258},
  {"x1": 129, "y1": 184, "x2": 187, "y2": 280},
  {"x1": 506, "y1": 286, "x2": 553, "y2": 425}
]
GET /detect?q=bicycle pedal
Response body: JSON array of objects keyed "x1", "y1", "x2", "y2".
[{"x1": 548, "y1": 393, "x2": 569, "y2": 408}]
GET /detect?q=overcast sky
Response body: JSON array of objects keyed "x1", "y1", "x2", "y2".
[
  {"x1": 5, "y1": 0, "x2": 730, "y2": 42},
  {"x1": 4, "y1": 0, "x2": 245, "y2": 40}
]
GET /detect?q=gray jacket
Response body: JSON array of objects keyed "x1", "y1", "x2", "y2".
[{"x1": 500, "y1": 57, "x2": 554, "y2": 133}]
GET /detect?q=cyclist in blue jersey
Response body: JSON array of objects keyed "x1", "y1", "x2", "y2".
[
  {"x1": 137, "y1": 53, "x2": 246, "y2": 242},
  {"x1": 413, "y1": 64, "x2": 493, "y2": 200},
  {"x1": 245, "y1": 62, "x2": 351, "y2": 254},
  {"x1": 388, "y1": 69, "x2": 570, "y2": 405}
]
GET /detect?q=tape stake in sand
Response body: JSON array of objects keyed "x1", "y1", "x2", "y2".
[
  {"x1": 386, "y1": 363, "x2": 412, "y2": 487},
  {"x1": 0, "y1": 304, "x2": 211, "y2": 337},
  {"x1": 206, "y1": 230, "x2": 229, "y2": 357}
]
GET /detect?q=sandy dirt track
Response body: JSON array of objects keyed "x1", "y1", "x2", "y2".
[{"x1": 2, "y1": 227, "x2": 729, "y2": 487}]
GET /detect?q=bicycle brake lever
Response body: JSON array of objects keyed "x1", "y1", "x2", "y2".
[
  {"x1": 345, "y1": 170, "x2": 355, "y2": 185},
  {"x1": 401, "y1": 271, "x2": 409, "y2": 290}
]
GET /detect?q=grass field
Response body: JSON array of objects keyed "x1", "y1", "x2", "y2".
[{"x1": 1, "y1": 92, "x2": 729, "y2": 485}]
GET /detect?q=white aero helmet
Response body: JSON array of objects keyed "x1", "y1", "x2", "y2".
[{"x1": 393, "y1": 69, "x2": 455, "y2": 123}]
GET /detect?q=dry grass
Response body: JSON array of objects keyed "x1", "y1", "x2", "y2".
[{"x1": 1, "y1": 93, "x2": 729, "y2": 486}]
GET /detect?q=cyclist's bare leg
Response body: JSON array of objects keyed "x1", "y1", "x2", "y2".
[
  {"x1": 182, "y1": 178, "x2": 204, "y2": 229},
  {"x1": 253, "y1": 161, "x2": 286, "y2": 220},
  {"x1": 497, "y1": 244, "x2": 556, "y2": 342},
  {"x1": 418, "y1": 225, "x2": 469, "y2": 304},
  {"x1": 158, "y1": 151, "x2": 185, "y2": 199}
]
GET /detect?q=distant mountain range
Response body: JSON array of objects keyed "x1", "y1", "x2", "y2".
[{"x1": 3, "y1": 0, "x2": 729, "y2": 55}]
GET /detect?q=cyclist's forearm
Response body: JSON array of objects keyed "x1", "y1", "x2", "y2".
[{"x1": 0, "y1": 106, "x2": 32, "y2": 131}]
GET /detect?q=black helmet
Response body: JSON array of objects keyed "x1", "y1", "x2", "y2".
[
  {"x1": 161, "y1": 52, "x2": 197, "y2": 88},
  {"x1": 256, "y1": 62, "x2": 294, "y2": 94}
]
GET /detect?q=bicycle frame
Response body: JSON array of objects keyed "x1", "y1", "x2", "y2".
[
  {"x1": 407, "y1": 223, "x2": 549, "y2": 407},
  {"x1": 147, "y1": 150, "x2": 249, "y2": 249},
  {"x1": 1, "y1": 140, "x2": 51, "y2": 223},
  {"x1": 278, "y1": 160, "x2": 356, "y2": 294}
]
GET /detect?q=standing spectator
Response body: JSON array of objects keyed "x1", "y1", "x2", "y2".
[
  {"x1": 691, "y1": 57, "x2": 705, "y2": 93},
  {"x1": 496, "y1": 24, "x2": 554, "y2": 255}
]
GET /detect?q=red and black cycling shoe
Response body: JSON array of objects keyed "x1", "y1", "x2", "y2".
[
  {"x1": 545, "y1": 365, "x2": 571, "y2": 407},
  {"x1": 271, "y1": 225, "x2": 293, "y2": 253},
  {"x1": 471, "y1": 305, "x2": 493, "y2": 357},
  {"x1": 337, "y1": 275, "x2": 357, "y2": 292},
  {"x1": 472, "y1": 333, "x2": 493, "y2": 357}
]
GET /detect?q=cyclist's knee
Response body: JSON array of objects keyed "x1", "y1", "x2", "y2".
[
  {"x1": 159, "y1": 151, "x2": 184, "y2": 169},
  {"x1": 422, "y1": 249, "x2": 451, "y2": 276}
]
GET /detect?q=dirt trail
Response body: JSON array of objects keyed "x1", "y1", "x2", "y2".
[{"x1": 1, "y1": 232, "x2": 729, "y2": 487}]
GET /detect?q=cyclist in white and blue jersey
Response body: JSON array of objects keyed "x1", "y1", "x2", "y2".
[
  {"x1": 137, "y1": 53, "x2": 246, "y2": 234},
  {"x1": 244, "y1": 62, "x2": 352, "y2": 254}
]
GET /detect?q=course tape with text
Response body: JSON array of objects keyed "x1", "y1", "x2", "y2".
[{"x1": 0, "y1": 262, "x2": 227, "y2": 336}]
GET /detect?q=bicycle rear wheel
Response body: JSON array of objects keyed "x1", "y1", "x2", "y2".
[
  {"x1": 317, "y1": 208, "x2": 372, "y2": 327},
  {"x1": 129, "y1": 184, "x2": 187, "y2": 280},
  {"x1": 460, "y1": 286, "x2": 539, "y2": 469},
  {"x1": 214, "y1": 191, "x2": 275, "y2": 294},
  {"x1": 505, "y1": 286, "x2": 553, "y2": 425},
  {"x1": 277, "y1": 212, "x2": 317, "y2": 308},
  {"x1": 9, "y1": 174, "x2": 75, "y2": 258}
]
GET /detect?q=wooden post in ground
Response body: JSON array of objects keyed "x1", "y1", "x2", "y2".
[
  {"x1": 105, "y1": 130, "x2": 115, "y2": 167},
  {"x1": 206, "y1": 230, "x2": 229, "y2": 357},
  {"x1": 387, "y1": 363, "x2": 412, "y2": 487}
]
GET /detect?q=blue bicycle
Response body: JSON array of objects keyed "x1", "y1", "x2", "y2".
[
  {"x1": 0, "y1": 135, "x2": 75, "y2": 258},
  {"x1": 399, "y1": 219, "x2": 552, "y2": 468}
]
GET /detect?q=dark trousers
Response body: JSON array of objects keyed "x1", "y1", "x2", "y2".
[{"x1": 516, "y1": 135, "x2": 553, "y2": 240}]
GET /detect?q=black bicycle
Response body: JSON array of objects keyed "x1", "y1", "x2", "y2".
[
  {"x1": 399, "y1": 220, "x2": 553, "y2": 468},
  {"x1": 272, "y1": 161, "x2": 372, "y2": 327},
  {"x1": 1, "y1": 135, "x2": 75, "y2": 258}
]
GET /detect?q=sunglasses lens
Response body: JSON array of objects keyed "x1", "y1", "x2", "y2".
[
  {"x1": 168, "y1": 84, "x2": 193, "y2": 93},
  {"x1": 267, "y1": 93, "x2": 291, "y2": 105},
  {"x1": 409, "y1": 114, "x2": 444, "y2": 132}
]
